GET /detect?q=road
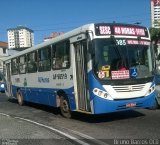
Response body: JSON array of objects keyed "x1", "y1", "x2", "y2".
[
  {"x1": 0, "y1": 114, "x2": 74, "y2": 145},
  {"x1": 0, "y1": 93, "x2": 160, "y2": 145}
]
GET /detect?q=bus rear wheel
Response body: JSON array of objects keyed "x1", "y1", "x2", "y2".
[
  {"x1": 17, "y1": 90, "x2": 24, "y2": 106},
  {"x1": 60, "y1": 96, "x2": 71, "y2": 118}
]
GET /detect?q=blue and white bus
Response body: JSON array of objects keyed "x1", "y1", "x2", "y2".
[{"x1": 4, "y1": 23, "x2": 156, "y2": 118}]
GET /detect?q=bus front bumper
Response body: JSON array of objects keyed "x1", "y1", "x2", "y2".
[{"x1": 92, "y1": 91, "x2": 156, "y2": 114}]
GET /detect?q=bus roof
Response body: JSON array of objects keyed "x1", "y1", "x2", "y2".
[
  {"x1": 4, "y1": 23, "x2": 94, "y2": 61},
  {"x1": 4, "y1": 22, "x2": 148, "y2": 62}
]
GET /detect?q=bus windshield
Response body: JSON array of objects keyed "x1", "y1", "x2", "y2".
[{"x1": 93, "y1": 38, "x2": 153, "y2": 80}]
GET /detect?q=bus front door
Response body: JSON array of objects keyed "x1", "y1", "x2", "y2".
[
  {"x1": 6, "y1": 63, "x2": 12, "y2": 97},
  {"x1": 73, "y1": 41, "x2": 91, "y2": 112}
]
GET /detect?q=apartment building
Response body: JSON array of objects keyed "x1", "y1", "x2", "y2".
[
  {"x1": 0, "y1": 41, "x2": 8, "y2": 57},
  {"x1": 0, "y1": 41, "x2": 8, "y2": 72},
  {"x1": 151, "y1": 0, "x2": 160, "y2": 28},
  {"x1": 7, "y1": 26, "x2": 34, "y2": 49}
]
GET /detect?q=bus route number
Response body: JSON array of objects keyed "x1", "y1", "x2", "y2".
[{"x1": 116, "y1": 39, "x2": 126, "y2": 45}]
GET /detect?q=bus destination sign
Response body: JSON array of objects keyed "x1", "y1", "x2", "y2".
[
  {"x1": 114, "y1": 26, "x2": 145, "y2": 36},
  {"x1": 95, "y1": 24, "x2": 148, "y2": 37}
]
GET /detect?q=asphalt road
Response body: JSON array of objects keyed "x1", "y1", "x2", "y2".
[
  {"x1": 0, "y1": 114, "x2": 74, "y2": 145},
  {"x1": 0, "y1": 93, "x2": 160, "y2": 145}
]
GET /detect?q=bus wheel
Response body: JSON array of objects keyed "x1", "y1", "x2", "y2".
[
  {"x1": 60, "y1": 96, "x2": 71, "y2": 118},
  {"x1": 17, "y1": 90, "x2": 24, "y2": 106}
]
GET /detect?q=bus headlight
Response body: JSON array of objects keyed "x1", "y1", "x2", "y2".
[
  {"x1": 93, "y1": 88, "x2": 113, "y2": 100},
  {"x1": 145, "y1": 84, "x2": 155, "y2": 96},
  {"x1": 0, "y1": 84, "x2": 4, "y2": 88}
]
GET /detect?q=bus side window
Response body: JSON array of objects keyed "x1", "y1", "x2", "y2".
[
  {"x1": 27, "y1": 51, "x2": 37, "y2": 73},
  {"x1": 19, "y1": 55, "x2": 26, "y2": 74},
  {"x1": 11, "y1": 58, "x2": 19, "y2": 75},
  {"x1": 52, "y1": 41, "x2": 70, "y2": 69},
  {"x1": 38, "y1": 46, "x2": 51, "y2": 72}
]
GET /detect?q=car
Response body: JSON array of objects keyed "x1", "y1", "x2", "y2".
[
  {"x1": 0, "y1": 72, "x2": 5, "y2": 93},
  {"x1": 0, "y1": 81, "x2": 5, "y2": 93}
]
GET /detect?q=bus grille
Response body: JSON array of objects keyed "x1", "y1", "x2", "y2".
[{"x1": 112, "y1": 84, "x2": 145, "y2": 92}]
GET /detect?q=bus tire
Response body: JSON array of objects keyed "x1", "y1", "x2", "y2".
[
  {"x1": 60, "y1": 96, "x2": 72, "y2": 118},
  {"x1": 16, "y1": 90, "x2": 24, "y2": 106}
]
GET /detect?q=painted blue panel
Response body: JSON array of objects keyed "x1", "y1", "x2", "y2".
[
  {"x1": 67, "y1": 93, "x2": 76, "y2": 111},
  {"x1": 11, "y1": 85, "x2": 76, "y2": 111},
  {"x1": 87, "y1": 70, "x2": 156, "y2": 114},
  {"x1": 93, "y1": 91, "x2": 156, "y2": 114},
  {"x1": 88, "y1": 71, "x2": 105, "y2": 100},
  {"x1": 12, "y1": 86, "x2": 17, "y2": 97}
]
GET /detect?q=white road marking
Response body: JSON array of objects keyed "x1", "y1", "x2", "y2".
[
  {"x1": 14, "y1": 116, "x2": 91, "y2": 145},
  {"x1": 68, "y1": 129, "x2": 108, "y2": 145},
  {"x1": 0, "y1": 113, "x2": 10, "y2": 117},
  {"x1": 0, "y1": 112, "x2": 89, "y2": 145},
  {"x1": 0, "y1": 112, "x2": 109, "y2": 145}
]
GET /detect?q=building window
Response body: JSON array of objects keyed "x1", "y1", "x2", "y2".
[{"x1": 3, "y1": 48, "x2": 6, "y2": 54}]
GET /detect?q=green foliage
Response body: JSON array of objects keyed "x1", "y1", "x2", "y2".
[
  {"x1": 149, "y1": 27, "x2": 160, "y2": 54},
  {"x1": 150, "y1": 27, "x2": 160, "y2": 42}
]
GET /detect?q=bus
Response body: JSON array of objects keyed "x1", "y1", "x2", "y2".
[{"x1": 3, "y1": 23, "x2": 157, "y2": 118}]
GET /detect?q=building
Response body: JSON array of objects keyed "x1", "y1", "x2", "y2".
[
  {"x1": 7, "y1": 26, "x2": 34, "y2": 50},
  {"x1": 151, "y1": 0, "x2": 160, "y2": 28},
  {"x1": 0, "y1": 41, "x2": 8, "y2": 72},
  {"x1": 44, "y1": 32, "x2": 64, "y2": 41},
  {"x1": 151, "y1": 0, "x2": 160, "y2": 54},
  {"x1": 0, "y1": 41, "x2": 8, "y2": 57}
]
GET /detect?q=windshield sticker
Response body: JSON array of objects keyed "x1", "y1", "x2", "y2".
[
  {"x1": 111, "y1": 70, "x2": 129, "y2": 80},
  {"x1": 98, "y1": 71, "x2": 105, "y2": 79},
  {"x1": 130, "y1": 67, "x2": 138, "y2": 78},
  {"x1": 101, "y1": 65, "x2": 110, "y2": 78}
]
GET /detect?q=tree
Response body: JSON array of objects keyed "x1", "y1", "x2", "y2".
[{"x1": 149, "y1": 27, "x2": 160, "y2": 55}]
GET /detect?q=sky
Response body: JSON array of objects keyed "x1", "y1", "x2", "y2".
[{"x1": 0, "y1": 0, "x2": 151, "y2": 45}]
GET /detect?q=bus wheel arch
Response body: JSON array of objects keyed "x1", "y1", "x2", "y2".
[
  {"x1": 16, "y1": 89, "x2": 24, "y2": 106},
  {"x1": 57, "y1": 90, "x2": 72, "y2": 118}
]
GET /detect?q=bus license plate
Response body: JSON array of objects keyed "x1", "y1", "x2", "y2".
[{"x1": 126, "y1": 102, "x2": 136, "y2": 108}]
